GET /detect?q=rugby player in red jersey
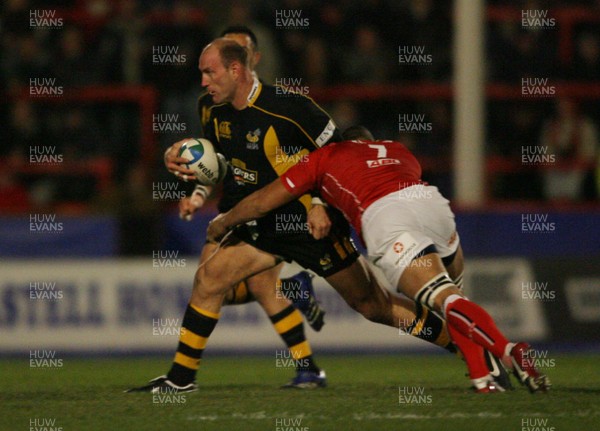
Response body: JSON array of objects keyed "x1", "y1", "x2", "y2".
[{"x1": 208, "y1": 126, "x2": 551, "y2": 393}]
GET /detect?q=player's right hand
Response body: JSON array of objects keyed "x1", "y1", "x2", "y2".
[
  {"x1": 164, "y1": 138, "x2": 197, "y2": 182},
  {"x1": 179, "y1": 194, "x2": 204, "y2": 221}
]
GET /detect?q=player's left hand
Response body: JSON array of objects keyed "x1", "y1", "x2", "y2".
[
  {"x1": 207, "y1": 213, "x2": 229, "y2": 243},
  {"x1": 308, "y1": 204, "x2": 331, "y2": 240},
  {"x1": 164, "y1": 139, "x2": 197, "y2": 181}
]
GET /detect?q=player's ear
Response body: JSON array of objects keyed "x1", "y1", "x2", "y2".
[
  {"x1": 253, "y1": 52, "x2": 261, "y2": 68},
  {"x1": 228, "y1": 60, "x2": 242, "y2": 79}
]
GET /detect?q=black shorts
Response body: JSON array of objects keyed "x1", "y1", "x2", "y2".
[{"x1": 232, "y1": 219, "x2": 360, "y2": 278}]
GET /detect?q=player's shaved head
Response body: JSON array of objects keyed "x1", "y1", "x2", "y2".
[
  {"x1": 342, "y1": 125, "x2": 375, "y2": 141},
  {"x1": 203, "y1": 38, "x2": 249, "y2": 69}
]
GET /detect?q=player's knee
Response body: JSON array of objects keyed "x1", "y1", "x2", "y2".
[
  {"x1": 194, "y1": 265, "x2": 228, "y2": 296},
  {"x1": 414, "y1": 272, "x2": 461, "y2": 313}
]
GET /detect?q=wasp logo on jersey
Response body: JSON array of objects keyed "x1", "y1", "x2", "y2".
[
  {"x1": 246, "y1": 128, "x2": 261, "y2": 150},
  {"x1": 319, "y1": 254, "x2": 333, "y2": 271},
  {"x1": 218, "y1": 121, "x2": 232, "y2": 139},
  {"x1": 231, "y1": 158, "x2": 258, "y2": 185}
]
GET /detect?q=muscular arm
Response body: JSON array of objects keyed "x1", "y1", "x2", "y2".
[{"x1": 207, "y1": 179, "x2": 297, "y2": 241}]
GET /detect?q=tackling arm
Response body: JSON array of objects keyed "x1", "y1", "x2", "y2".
[{"x1": 207, "y1": 178, "x2": 297, "y2": 242}]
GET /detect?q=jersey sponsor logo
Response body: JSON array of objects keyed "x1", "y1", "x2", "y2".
[
  {"x1": 366, "y1": 158, "x2": 401, "y2": 168},
  {"x1": 315, "y1": 119, "x2": 336, "y2": 147},
  {"x1": 218, "y1": 121, "x2": 232, "y2": 139},
  {"x1": 231, "y1": 158, "x2": 258, "y2": 184},
  {"x1": 393, "y1": 242, "x2": 404, "y2": 254},
  {"x1": 247, "y1": 78, "x2": 261, "y2": 103},
  {"x1": 245, "y1": 128, "x2": 261, "y2": 149}
]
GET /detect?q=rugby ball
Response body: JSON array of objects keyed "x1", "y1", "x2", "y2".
[{"x1": 177, "y1": 138, "x2": 226, "y2": 185}]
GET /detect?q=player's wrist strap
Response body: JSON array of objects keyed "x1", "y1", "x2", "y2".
[
  {"x1": 311, "y1": 196, "x2": 328, "y2": 207},
  {"x1": 192, "y1": 184, "x2": 209, "y2": 200}
]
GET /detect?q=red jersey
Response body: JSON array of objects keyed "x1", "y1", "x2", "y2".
[{"x1": 280, "y1": 140, "x2": 423, "y2": 237}]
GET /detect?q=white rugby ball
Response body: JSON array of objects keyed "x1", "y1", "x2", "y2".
[{"x1": 177, "y1": 138, "x2": 226, "y2": 185}]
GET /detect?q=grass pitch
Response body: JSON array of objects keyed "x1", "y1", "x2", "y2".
[{"x1": 3, "y1": 353, "x2": 599, "y2": 431}]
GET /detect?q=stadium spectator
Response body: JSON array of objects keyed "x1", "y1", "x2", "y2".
[
  {"x1": 539, "y1": 97, "x2": 599, "y2": 201},
  {"x1": 2, "y1": 33, "x2": 51, "y2": 91},
  {"x1": 342, "y1": 25, "x2": 390, "y2": 83},
  {"x1": 5, "y1": 99, "x2": 41, "y2": 158},
  {"x1": 53, "y1": 26, "x2": 101, "y2": 87},
  {"x1": 97, "y1": 0, "x2": 146, "y2": 84},
  {"x1": 570, "y1": 32, "x2": 600, "y2": 81},
  {"x1": 491, "y1": 104, "x2": 544, "y2": 200}
]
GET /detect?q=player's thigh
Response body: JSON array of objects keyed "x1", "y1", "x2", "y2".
[
  {"x1": 195, "y1": 239, "x2": 279, "y2": 295},
  {"x1": 325, "y1": 257, "x2": 381, "y2": 306}
]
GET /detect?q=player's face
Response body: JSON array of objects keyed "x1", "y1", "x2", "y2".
[{"x1": 199, "y1": 46, "x2": 237, "y2": 104}]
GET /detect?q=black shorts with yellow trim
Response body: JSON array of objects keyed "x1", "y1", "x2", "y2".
[{"x1": 232, "y1": 220, "x2": 359, "y2": 278}]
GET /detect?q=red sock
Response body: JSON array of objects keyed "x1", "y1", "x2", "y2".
[
  {"x1": 447, "y1": 323, "x2": 489, "y2": 380},
  {"x1": 445, "y1": 297, "x2": 509, "y2": 359}
]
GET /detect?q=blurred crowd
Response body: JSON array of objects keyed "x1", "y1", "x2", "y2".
[{"x1": 1, "y1": 0, "x2": 599, "y2": 214}]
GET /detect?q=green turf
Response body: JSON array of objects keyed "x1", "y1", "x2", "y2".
[{"x1": 3, "y1": 354, "x2": 599, "y2": 431}]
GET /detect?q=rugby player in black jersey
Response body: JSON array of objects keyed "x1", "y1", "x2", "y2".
[{"x1": 183, "y1": 27, "x2": 325, "y2": 332}]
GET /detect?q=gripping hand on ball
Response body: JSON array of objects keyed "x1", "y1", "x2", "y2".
[{"x1": 164, "y1": 139, "x2": 197, "y2": 182}]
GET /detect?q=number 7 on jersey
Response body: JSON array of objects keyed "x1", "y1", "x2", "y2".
[{"x1": 368, "y1": 144, "x2": 387, "y2": 159}]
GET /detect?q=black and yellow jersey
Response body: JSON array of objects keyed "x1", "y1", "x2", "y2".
[
  {"x1": 197, "y1": 90, "x2": 213, "y2": 134},
  {"x1": 200, "y1": 77, "x2": 341, "y2": 231}
]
